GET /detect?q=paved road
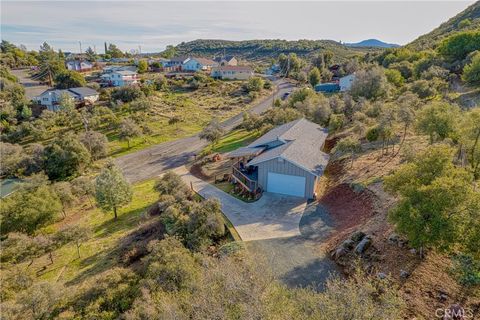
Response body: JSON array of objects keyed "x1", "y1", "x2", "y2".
[
  {"x1": 11, "y1": 68, "x2": 51, "y2": 99},
  {"x1": 116, "y1": 79, "x2": 295, "y2": 183},
  {"x1": 176, "y1": 166, "x2": 339, "y2": 289}
]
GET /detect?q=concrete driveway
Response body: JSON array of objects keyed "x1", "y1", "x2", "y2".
[
  {"x1": 175, "y1": 166, "x2": 340, "y2": 289},
  {"x1": 175, "y1": 166, "x2": 307, "y2": 241}
]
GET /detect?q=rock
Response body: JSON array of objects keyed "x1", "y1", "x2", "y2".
[
  {"x1": 439, "y1": 293, "x2": 448, "y2": 301},
  {"x1": 377, "y1": 272, "x2": 387, "y2": 279},
  {"x1": 351, "y1": 231, "x2": 366, "y2": 242},
  {"x1": 332, "y1": 247, "x2": 347, "y2": 260},
  {"x1": 397, "y1": 239, "x2": 408, "y2": 248},
  {"x1": 341, "y1": 239, "x2": 355, "y2": 250},
  {"x1": 355, "y1": 236, "x2": 372, "y2": 254},
  {"x1": 400, "y1": 270, "x2": 410, "y2": 279},
  {"x1": 409, "y1": 248, "x2": 417, "y2": 255},
  {"x1": 388, "y1": 233, "x2": 399, "y2": 244}
]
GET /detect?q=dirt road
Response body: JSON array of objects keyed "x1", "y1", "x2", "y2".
[{"x1": 116, "y1": 79, "x2": 295, "y2": 183}]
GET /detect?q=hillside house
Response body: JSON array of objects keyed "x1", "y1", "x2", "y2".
[
  {"x1": 182, "y1": 57, "x2": 218, "y2": 72},
  {"x1": 100, "y1": 70, "x2": 139, "y2": 87},
  {"x1": 227, "y1": 118, "x2": 329, "y2": 199},
  {"x1": 66, "y1": 60, "x2": 94, "y2": 72},
  {"x1": 35, "y1": 87, "x2": 99, "y2": 111},
  {"x1": 213, "y1": 55, "x2": 238, "y2": 66},
  {"x1": 211, "y1": 66, "x2": 254, "y2": 80}
]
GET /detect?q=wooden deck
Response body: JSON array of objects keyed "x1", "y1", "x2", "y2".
[{"x1": 231, "y1": 166, "x2": 258, "y2": 193}]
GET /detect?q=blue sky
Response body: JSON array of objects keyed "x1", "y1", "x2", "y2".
[{"x1": 1, "y1": 1, "x2": 475, "y2": 53}]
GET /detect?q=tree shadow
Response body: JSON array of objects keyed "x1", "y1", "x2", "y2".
[{"x1": 93, "y1": 203, "x2": 152, "y2": 238}]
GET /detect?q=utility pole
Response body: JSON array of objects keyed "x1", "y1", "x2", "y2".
[
  {"x1": 79, "y1": 41, "x2": 82, "y2": 54},
  {"x1": 93, "y1": 45, "x2": 97, "y2": 54}
]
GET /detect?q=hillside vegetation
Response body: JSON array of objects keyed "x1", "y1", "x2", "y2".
[
  {"x1": 174, "y1": 39, "x2": 380, "y2": 61},
  {"x1": 407, "y1": 1, "x2": 480, "y2": 50}
]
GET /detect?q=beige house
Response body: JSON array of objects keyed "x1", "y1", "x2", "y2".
[
  {"x1": 211, "y1": 66, "x2": 254, "y2": 80},
  {"x1": 213, "y1": 55, "x2": 238, "y2": 66}
]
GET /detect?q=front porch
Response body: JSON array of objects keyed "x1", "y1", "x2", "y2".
[{"x1": 227, "y1": 146, "x2": 265, "y2": 199}]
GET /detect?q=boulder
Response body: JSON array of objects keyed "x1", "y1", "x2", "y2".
[
  {"x1": 400, "y1": 270, "x2": 410, "y2": 279},
  {"x1": 388, "y1": 233, "x2": 400, "y2": 244},
  {"x1": 377, "y1": 272, "x2": 387, "y2": 280},
  {"x1": 341, "y1": 239, "x2": 355, "y2": 250},
  {"x1": 331, "y1": 247, "x2": 347, "y2": 260},
  {"x1": 355, "y1": 236, "x2": 372, "y2": 254},
  {"x1": 409, "y1": 248, "x2": 417, "y2": 255},
  {"x1": 351, "y1": 231, "x2": 366, "y2": 242}
]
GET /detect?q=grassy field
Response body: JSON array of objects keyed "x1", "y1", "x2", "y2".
[
  {"x1": 107, "y1": 83, "x2": 271, "y2": 157},
  {"x1": 8, "y1": 179, "x2": 159, "y2": 285},
  {"x1": 203, "y1": 129, "x2": 261, "y2": 154}
]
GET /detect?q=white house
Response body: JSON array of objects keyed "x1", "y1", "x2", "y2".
[
  {"x1": 182, "y1": 57, "x2": 218, "y2": 72},
  {"x1": 35, "y1": 87, "x2": 99, "y2": 111},
  {"x1": 66, "y1": 60, "x2": 94, "y2": 72},
  {"x1": 100, "y1": 70, "x2": 139, "y2": 87},
  {"x1": 211, "y1": 66, "x2": 254, "y2": 80},
  {"x1": 339, "y1": 74, "x2": 356, "y2": 92}
]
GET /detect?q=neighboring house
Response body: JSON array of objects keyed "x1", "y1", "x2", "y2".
[
  {"x1": 35, "y1": 87, "x2": 99, "y2": 111},
  {"x1": 66, "y1": 60, "x2": 94, "y2": 72},
  {"x1": 100, "y1": 70, "x2": 139, "y2": 87},
  {"x1": 339, "y1": 74, "x2": 356, "y2": 92},
  {"x1": 163, "y1": 56, "x2": 190, "y2": 71},
  {"x1": 182, "y1": 57, "x2": 218, "y2": 72},
  {"x1": 211, "y1": 66, "x2": 254, "y2": 80},
  {"x1": 213, "y1": 55, "x2": 238, "y2": 66},
  {"x1": 227, "y1": 118, "x2": 329, "y2": 199},
  {"x1": 315, "y1": 83, "x2": 340, "y2": 93}
]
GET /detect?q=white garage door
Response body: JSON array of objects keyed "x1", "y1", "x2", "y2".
[{"x1": 267, "y1": 172, "x2": 306, "y2": 197}]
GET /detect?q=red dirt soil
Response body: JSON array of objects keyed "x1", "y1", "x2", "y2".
[{"x1": 319, "y1": 183, "x2": 375, "y2": 234}]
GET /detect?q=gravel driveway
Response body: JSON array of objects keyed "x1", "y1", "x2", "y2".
[{"x1": 176, "y1": 167, "x2": 340, "y2": 289}]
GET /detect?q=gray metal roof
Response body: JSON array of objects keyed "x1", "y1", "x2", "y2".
[
  {"x1": 247, "y1": 118, "x2": 330, "y2": 176},
  {"x1": 226, "y1": 146, "x2": 265, "y2": 158},
  {"x1": 68, "y1": 87, "x2": 98, "y2": 97}
]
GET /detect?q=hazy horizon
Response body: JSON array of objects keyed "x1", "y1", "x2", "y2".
[{"x1": 1, "y1": 1, "x2": 475, "y2": 53}]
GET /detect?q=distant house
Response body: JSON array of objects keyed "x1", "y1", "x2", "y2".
[
  {"x1": 66, "y1": 60, "x2": 94, "y2": 72},
  {"x1": 339, "y1": 74, "x2": 356, "y2": 92},
  {"x1": 315, "y1": 83, "x2": 340, "y2": 93},
  {"x1": 35, "y1": 87, "x2": 99, "y2": 111},
  {"x1": 182, "y1": 57, "x2": 218, "y2": 72},
  {"x1": 213, "y1": 55, "x2": 238, "y2": 66},
  {"x1": 211, "y1": 66, "x2": 254, "y2": 80},
  {"x1": 227, "y1": 118, "x2": 329, "y2": 199},
  {"x1": 102, "y1": 65, "x2": 137, "y2": 73},
  {"x1": 163, "y1": 56, "x2": 190, "y2": 71},
  {"x1": 100, "y1": 70, "x2": 139, "y2": 87}
]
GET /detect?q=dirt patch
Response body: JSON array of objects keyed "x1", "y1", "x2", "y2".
[{"x1": 319, "y1": 183, "x2": 375, "y2": 235}]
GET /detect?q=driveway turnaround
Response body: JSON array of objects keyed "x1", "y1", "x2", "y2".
[
  {"x1": 174, "y1": 166, "x2": 306, "y2": 241},
  {"x1": 175, "y1": 166, "x2": 340, "y2": 289}
]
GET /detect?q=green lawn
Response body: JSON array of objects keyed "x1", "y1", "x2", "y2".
[{"x1": 203, "y1": 129, "x2": 260, "y2": 154}]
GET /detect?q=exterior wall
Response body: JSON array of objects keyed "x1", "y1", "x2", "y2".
[
  {"x1": 182, "y1": 59, "x2": 201, "y2": 71},
  {"x1": 256, "y1": 157, "x2": 316, "y2": 199},
  {"x1": 83, "y1": 94, "x2": 99, "y2": 104}
]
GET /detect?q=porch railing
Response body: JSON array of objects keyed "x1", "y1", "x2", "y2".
[{"x1": 231, "y1": 166, "x2": 258, "y2": 192}]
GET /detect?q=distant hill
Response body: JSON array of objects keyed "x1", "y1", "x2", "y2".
[
  {"x1": 345, "y1": 39, "x2": 400, "y2": 48},
  {"x1": 407, "y1": 1, "x2": 480, "y2": 50},
  {"x1": 172, "y1": 39, "x2": 382, "y2": 62}
]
